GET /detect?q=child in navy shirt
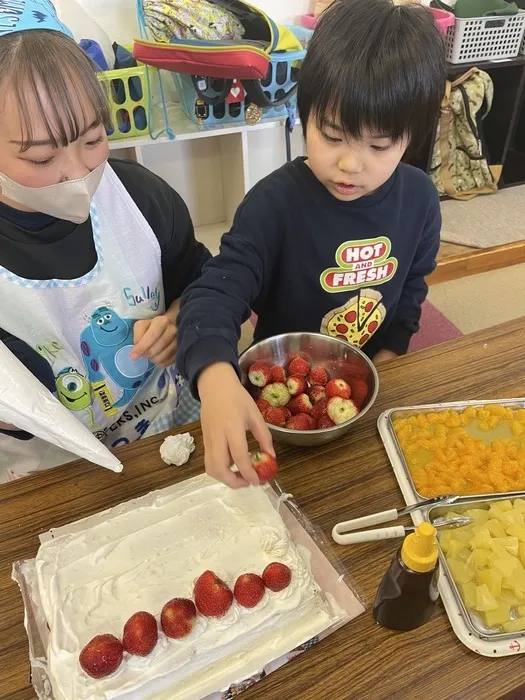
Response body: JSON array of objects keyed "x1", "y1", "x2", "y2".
[{"x1": 177, "y1": 0, "x2": 446, "y2": 487}]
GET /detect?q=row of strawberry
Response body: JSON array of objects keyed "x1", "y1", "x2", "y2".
[{"x1": 79, "y1": 563, "x2": 292, "y2": 680}]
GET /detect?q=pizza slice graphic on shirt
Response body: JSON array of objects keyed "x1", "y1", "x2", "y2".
[{"x1": 321, "y1": 288, "x2": 386, "y2": 347}]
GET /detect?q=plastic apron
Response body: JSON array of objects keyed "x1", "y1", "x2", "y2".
[{"x1": 0, "y1": 164, "x2": 199, "y2": 451}]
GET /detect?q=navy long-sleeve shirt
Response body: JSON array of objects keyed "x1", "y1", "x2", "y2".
[{"x1": 177, "y1": 157, "x2": 441, "y2": 393}]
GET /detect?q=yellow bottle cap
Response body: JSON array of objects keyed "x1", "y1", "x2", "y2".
[{"x1": 401, "y1": 522, "x2": 438, "y2": 573}]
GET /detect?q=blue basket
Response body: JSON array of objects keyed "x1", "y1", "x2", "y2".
[{"x1": 173, "y1": 25, "x2": 312, "y2": 127}]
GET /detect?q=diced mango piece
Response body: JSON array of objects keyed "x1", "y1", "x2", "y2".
[
  {"x1": 503, "y1": 618, "x2": 525, "y2": 633},
  {"x1": 477, "y1": 569, "x2": 503, "y2": 598},
  {"x1": 475, "y1": 584, "x2": 498, "y2": 611},
  {"x1": 448, "y1": 559, "x2": 475, "y2": 585},
  {"x1": 483, "y1": 602, "x2": 511, "y2": 628}
]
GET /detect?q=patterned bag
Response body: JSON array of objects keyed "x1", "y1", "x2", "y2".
[
  {"x1": 142, "y1": 0, "x2": 245, "y2": 42},
  {"x1": 430, "y1": 68, "x2": 501, "y2": 200}
]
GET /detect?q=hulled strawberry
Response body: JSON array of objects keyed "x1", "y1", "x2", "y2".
[
  {"x1": 325, "y1": 378, "x2": 352, "y2": 400},
  {"x1": 194, "y1": 571, "x2": 233, "y2": 618},
  {"x1": 270, "y1": 365, "x2": 287, "y2": 383},
  {"x1": 250, "y1": 451, "x2": 278, "y2": 482},
  {"x1": 288, "y1": 393, "x2": 313, "y2": 415},
  {"x1": 308, "y1": 385, "x2": 326, "y2": 404},
  {"x1": 288, "y1": 355, "x2": 310, "y2": 377},
  {"x1": 262, "y1": 562, "x2": 292, "y2": 592},
  {"x1": 261, "y1": 382, "x2": 291, "y2": 407},
  {"x1": 255, "y1": 398, "x2": 270, "y2": 413},
  {"x1": 317, "y1": 415, "x2": 336, "y2": 429},
  {"x1": 79, "y1": 634, "x2": 123, "y2": 679},
  {"x1": 248, "y1": 361, "x2": 272, "y2": 387},
  {"x1": 161, "y1": 598, "x2": 197, "y2": 639},
  {"x1": 286, "y1": 414, "x2": 316, "y2": 431},
  {"x1": 312, "y1": 397, "x2": 328, "y2": 421},
  {"x1": 263, "y1": 406, "x2": 291, "y2": 427},
  {"x1": 122, "y1": 611, "x2": 158, "y2": 656},
  {"x1": 234, "y1": 573, "x2": 265, "y2": 608},
  {"x1": 308, "y1": 366, "x2": 328, "y2": 386},
  {"x1": 327, "y1": 396, "x2": 358, "y2": 425},
  {"x1": 349, "y1": 378, "x2": 369, "y2": 408},
  {"x1": 287, "y1": 375, "x2": 307, "y2": 396}
]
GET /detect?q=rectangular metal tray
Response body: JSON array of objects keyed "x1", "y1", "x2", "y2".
[
  {"x1": 381, "y1": 398, "x2": 525, "y2": 502},
  {"x1": 426, "y1": 494, "x2": 525, "y2": 641}
]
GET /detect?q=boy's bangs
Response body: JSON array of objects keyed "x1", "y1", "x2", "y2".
[
  {"x1": 313, "y1": 68, "x2": 414, "y2": 144},
  {"x1": 3, "y1": 31, "x2": 111, "y2": 151},
  {"x1": 298, "y1": 0, "x2": 446, "y2": 149}
]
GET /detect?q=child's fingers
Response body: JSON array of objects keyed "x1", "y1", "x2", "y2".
[
  {"x1": 227, "y1": 429, "x2": 260, "y2": 487},
  {"x1": 132, "y1": 318, "x2": 171, "y2": 358},
  {"x1": 249, "y1": 410, "x2": 275, "y2": 457},
  {"x1": 143, "y1": 327, "x2": 177, "y2": 361},
  {"x1": 204, "y1": 433, "x2": 249, "y2": 489},
  {"x1": 150, "y1": 342, "x2": 177, "y2": 368}
]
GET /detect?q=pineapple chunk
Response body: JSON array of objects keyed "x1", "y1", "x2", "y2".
[
  {"x1": 503, "y1": 563, "x2": 525, "y2": 591},
  {"x1": 448, "y1": 558, "x2": 475, "y2": 585},
  {"x1": 518, "y1": 605, "x2": 525, "y2": 617},
  {"x1": 486, "y1": 519, "x2": 507, "y2": 538},
  {"x1": 478, "y1": 569, "x2": 503, "y2": 598},
  {"x1": 448, "y1": 539, "x2": 469, "y2": 561},
  {"x1": 496, "y1": 500, "x2": 514, "y2": 512},
  {"x1": 519, "y1": 542, "x2": 525, "y2": 567},
  {"x1": 514, "y1": 500, "x2": 525, "y2": 514},
  {"x1": 468, "y1": 549, "x2": 491, "y2": 569},
  {"x1": 470, "y1": 529, "x2": 492, "y2": 549},
  {"x1": 440, "y1": 530, "x2": 452, "y2": 554},
  {"x1": 500, "y1": 589, "x2": 522, "y2": 607},
  {"x1": 460, "y1": 581, "x2": 478, "y2": 609},
  {"x1": 483, "y1": 602, "x2": 511, "y2": 628},
  {"x1": 493, "y1": 537, "x2": 519, "y2": 557},
  {"x1": 506, "y1": 524, "x2": 525, "y2": 542},
  {"x1": 493, "y1": 557, "x2": 519, "y2": 580},
  {"x1": 465, "y1": 508, "x2": 490, "y2": 525},
  {"x1": 475, "y1": 584, "x2": 499, "y2": 612},
  {"x1": 503, "y1": 618, "x2": 525, "y2": 633}
]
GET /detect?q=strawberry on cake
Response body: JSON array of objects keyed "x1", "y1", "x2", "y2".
[{"x1": 33, "y1": 475, "x2": 343, "y2": 700}]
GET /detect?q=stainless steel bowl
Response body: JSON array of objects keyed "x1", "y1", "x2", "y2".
[{"x1": 239, "y1": 332, "x2": 379, "y2": 447}]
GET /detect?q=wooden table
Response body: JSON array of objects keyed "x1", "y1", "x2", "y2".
[{"x1": 3, "y1": 318, "x2": 525, "y2": 700}]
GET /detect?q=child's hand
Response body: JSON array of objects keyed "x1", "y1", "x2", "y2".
[
  {"x1": 198, "y1": 362, "x2": 275, "y2": 489},
  {"x1": 131, "y1": 316, "x2": 177, "y2": 367}
]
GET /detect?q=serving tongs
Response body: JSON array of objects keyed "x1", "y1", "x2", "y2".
[{"x1": 332, "y1": 495, "x2": 472, "y2": 545}]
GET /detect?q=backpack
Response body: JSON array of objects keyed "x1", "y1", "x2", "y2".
[
  {"x1": 430, "y1": 68, "x2": 501, "y2": 200},
  {"x1": 142, "y1": 0, "x2": 245, "y2": 43}
]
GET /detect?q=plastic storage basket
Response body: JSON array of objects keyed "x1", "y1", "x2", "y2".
[
  {"x1": 98, "y1": 65, "x2": 150, "y2": 140},
  {"x1": 521, "y1": 26, "x2": 525, "y2": 54},
  {"x1": 445, "y1": 10, "x2": 525, "y2": 64},
  {"x1": 173, "y1": 25, "x2": 311, "y2": 127}
]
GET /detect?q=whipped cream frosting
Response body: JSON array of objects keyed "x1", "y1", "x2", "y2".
[{"x1": 35, "y1": 476, "x2": 339, "y2": 700}]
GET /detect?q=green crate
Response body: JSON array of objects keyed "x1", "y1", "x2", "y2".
[{"x1": 98, "y1": 65, "x2": 149, "y2": 140}]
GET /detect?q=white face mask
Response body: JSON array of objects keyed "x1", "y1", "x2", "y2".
[{"x1": 0, "y1": 161, "x2": 106, "y2": 224}]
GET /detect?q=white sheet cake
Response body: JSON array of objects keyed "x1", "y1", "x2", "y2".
[{"x1": 34, "y1": 475, "x2": 342, "y2": 699}]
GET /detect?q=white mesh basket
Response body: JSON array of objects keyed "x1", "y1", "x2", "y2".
[
  {"x1": 521, "y1": 26, "x2": 525, "y2": 54},
  {"x1": 445, "y1": 10, "x2": 525, "y2": 64}
]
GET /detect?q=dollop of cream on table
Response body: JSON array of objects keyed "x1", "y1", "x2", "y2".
[{"x1": 160, "y1": 433, "x2": 195, "y2": 466}]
